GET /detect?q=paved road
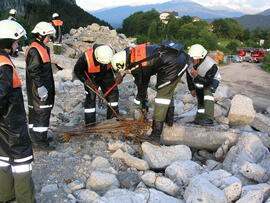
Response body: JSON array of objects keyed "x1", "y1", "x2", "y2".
[{"x1": 220, "y1": 62, "x2": 270, "y2": 111}]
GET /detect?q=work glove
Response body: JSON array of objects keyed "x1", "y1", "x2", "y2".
[
  {"x1": 115, "y1": 72, "x2": 123, "y2": 84},
  {"x1": 84, "y1": 79, "x2": 97, "y2": 91},
  {"x1": 141, "y1": 100, "x2": 149, "y2": 113},
  {"x1": 37, "y1": 86, "x2": 48, "y2": 102}
]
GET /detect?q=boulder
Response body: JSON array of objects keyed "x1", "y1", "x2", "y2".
[
  {"x1": 141, "y1": 171, "x2": 181, "y2": 196},
  {"x1": 251, "y1": 113, "x2": 270, "y2": 133},
  {"x1": 228, "y1": 94, "x2": 256, "y2": 126},
  {"x1": 165, "y1": 160, "x2": 203, "y2": 186},
  {"x1": 184, "y1": 170, "x2": 242, "y2": 202},
  {"x1": 111, "y1": 149, "x2": 149, "y2": 171},
  {"x1": 86, "y1": 171, "x2": 119, "y2": 195},
  {"x1": 141, "y1": 142, "x2": 191, "y2": 169},
  {"x1": 223, "y1": 133, "x2": 270, "y2": 185}
]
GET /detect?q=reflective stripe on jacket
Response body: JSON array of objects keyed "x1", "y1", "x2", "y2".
[
  {"x1": 0, "y1": 55, "x2": 21, "y2": 88},
  {"x1": 26, "y1": 42, "x2": 51, "y2": 63},
  {"x1": 85, "y1": 48, "x2": 111, "y2": 73}
]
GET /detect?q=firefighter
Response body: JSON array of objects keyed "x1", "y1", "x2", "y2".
[
  {"x1": 51, "y1": 12, "x2": 63, "y2": 54},
  {"x1": 73, "y1": 44, "x2": 121, "y2": 124},
  {"x1": 8, "y1": 9, "x2": 17, "y2": 21},
  {"x1": 25, "y1": 22, "x2": 56, "y2": 151},
  {"x1": 186, "y1": 44, "x2": 221, "y2": 126},
  {"x1": 0, "y1": 20, "x2": 35, "y2": 203},
  {"x1": 111, "y1": 41, "x2": 190, "y2": 140}
]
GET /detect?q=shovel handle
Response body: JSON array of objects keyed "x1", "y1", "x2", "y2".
[{"x1": 104, "y1": 73, "x2": 126, "y2": 96}]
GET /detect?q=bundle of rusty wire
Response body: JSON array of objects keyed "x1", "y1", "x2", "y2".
[{"x1": 54, "y1": 116, "x2": 152, "y2": 142}]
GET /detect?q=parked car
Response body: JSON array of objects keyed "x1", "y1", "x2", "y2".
[{"x1": 224, "y1": 55, "x2": 242, "y2": 63}]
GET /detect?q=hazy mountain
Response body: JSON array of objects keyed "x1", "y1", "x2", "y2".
[
  {"x1": 235, "y1": 14, "x2": 270, "y2": 30},
  {"x1": 90, "y1": 0, "x2": 244, "y2": 28},
  {"x1": 258, "y1": 8, "x2": 270, "y2": 16}
]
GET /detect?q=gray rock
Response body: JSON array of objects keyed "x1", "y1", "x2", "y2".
[
  {"x1": 223, "y1": 133, "x2": 270, "y2": 185},
  {"x1": 141, "y1": 142, "x2": 191, "y2": 169},
  {"x1": 251, "y1": 113, "x2": 270, "y2": 133},
  {"x1": 91, "y1": 156, "x2": 111, "y2": 170},
  {"x1": 240, "y1": 162, "x2": 269, "y2": 183},
  {"x1": 117, "y1": 172, "x2": 141, "y2": 189},
  {"x1": 238, "y1": 184, "x2": 270, "y2": 203},
  {"x1": 165, "y1": 160, "x2": 203, "y2": 186},
  {"x1": 68, "y1": 180, "x2": 85, "y2": 191},
  {"x1": 141, "y1": 171, "x2": 181, "y2": 196},
  {"x1": 111, "y1": 149, "x2": 149, "y2": 171},
  {"x1": 41, "y1": 184, "x2": 58, "y2": 193},
  {"x1": 86, "y1": 171, "x2": 120, "y2": 194},
  {"x1": 228, "y1": 94, "x2": 256, "y2": 126},
  {"x1": 76, "y1": 189, "x2": 100, "y2": 202},
  {"x1": 108, "y1": 141, "x2": 135, "y2": 154},
  {"x1": 93, "y1": 189, "x2": 145, "y2": 203},
  {"x1": 214, "y1": 85, "x2": 230, "y2": 102},
  {"x1": 136, "y1": 188, "x2": 184, "y2": 203},
  {"x1": 184, "y1": 170, "x2": 242, "y2": 203}
]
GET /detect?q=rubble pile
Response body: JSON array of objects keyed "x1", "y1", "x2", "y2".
[
  {"x1": 12, "y1": 24, "x2": 270, "y2": 202},
  {"x1": 60, "y1": 23, "x2": 131, "y2": 59}
]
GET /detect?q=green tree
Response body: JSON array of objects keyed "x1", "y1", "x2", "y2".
[{"x1": 262, "y1": 52, "x2": 270, "y2": 72}]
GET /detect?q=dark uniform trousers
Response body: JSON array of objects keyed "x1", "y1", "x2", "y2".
[
  {"x1": 0, "y1": 164, "x2": 35, "y2": 203},
  {"x1": 153, "y1": 76, "x2": 181, "y2": 125},
  {"x1": 84, "y1": 72, "x2": 119, "y2": 124},
  {"x1": 28, "y1": 106, "x2": 52, "y2": 145},
  {"x1": 195, "y1": 87, "x2": 214, "y2": 121}
]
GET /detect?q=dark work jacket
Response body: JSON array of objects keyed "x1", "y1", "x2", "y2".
[
  {"x1": 0, "y1": 51, "x2": 33, "y2": 164},
  {"x1": 127, "y1": 45, "x2": 190, "y2": 100},
  {"x1": 186, "y1": 58, "x2": 218, "y2": 91},
  {"x1": 25, "y1": 40, "x2": 55, "y2": 109},
  {"x1": 73, "y1": 44, "x2": 114, "y2": 84}
]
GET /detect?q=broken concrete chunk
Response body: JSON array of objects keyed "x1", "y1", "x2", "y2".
[
  {"x1": 228, "y1": 94, "x2": 256, "y2": 126},
  {"x1": 141, "y1": 170, "x2": 181, "y2": 196},
  {"x1": 141, "y1": 142, "x2": 191, "y2": 170}
]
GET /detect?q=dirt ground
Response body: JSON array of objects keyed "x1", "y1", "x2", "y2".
[{"x1": 220, "y1": 62, "x2": 270, "y2": 111}]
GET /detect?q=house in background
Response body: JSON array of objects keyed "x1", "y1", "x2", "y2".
[{"x1": 159, "y1": 11, "x2": 179, "y2": 24}]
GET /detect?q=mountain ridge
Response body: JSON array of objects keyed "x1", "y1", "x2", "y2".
[{"x1": 90, "y1": 0, "x2": 244, "y2": 28}]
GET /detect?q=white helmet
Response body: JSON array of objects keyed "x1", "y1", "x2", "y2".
[
  {"x1": 52, "y1": 13, "x2": 59, "y2": 19},
  {"x1": 188, "y1": 44, "x2": 208, "y2": 59},
  {"x1": 94, "y1": 45, "x2": 114, "y2": 64},
  {"x1": 111, "y1": 51, "x2": 127, "y2": 71},
  {"x1": 32, "y1": 22, "x2": 56, "y2": 36},
  {"x1": 9, "y1": 9, "x2": 17, "y2": 15},
  {"x1": 0, "y1": 20, "x2": 26, "y2": 40}
]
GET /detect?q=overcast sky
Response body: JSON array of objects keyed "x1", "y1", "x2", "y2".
[{"x1": 76, "y1": 0, "x2": 270, "y2": 14}]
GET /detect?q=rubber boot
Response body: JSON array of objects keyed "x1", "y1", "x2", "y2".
[
  {"x1": 107, "y1": 106, "x2": 119, "y2": 119},
  {"x1": 165, "y1": 106, "x2": 174, "y2": 127},
  {"x1": 149, "y1": 120, "x2": 164, "y2": 142}
]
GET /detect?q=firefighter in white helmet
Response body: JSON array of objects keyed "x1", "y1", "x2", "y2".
[
  {"x1": 111, "y1": 41, "x2": 191, "y2": 141},
  {"x1": 187, "y1": 44, "x2": 221, "y2": 126},
  {"x1": 51, "y1": 12, "x2": 63, "y2": 54},
  {"x1": 0, "y1": 20, "x2": 35, "y2": 203},
  {"x1": 8, "y1": 9, "x2": 17, "y2": 21},
  {"x1": 25, "y1": 22, "x2": 56, "y2": 151},
  {"x1": 74, "y1": 44, "x2": 122, "y2": 124}
]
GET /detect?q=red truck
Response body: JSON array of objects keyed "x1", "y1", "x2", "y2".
[{"x1": 237, "y1": 48, "x2": 265, "y2": 63}]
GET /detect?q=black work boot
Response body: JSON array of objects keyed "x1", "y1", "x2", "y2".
[
  {"x1": 149, "y1": 120, "x2": 164, "y2": 142},
  {"x1": 165, "y1": 106, "x2": 174, "y2": 127},
  {"x1": 107, "y1": 106, "x2": 119, "y2": 119}
]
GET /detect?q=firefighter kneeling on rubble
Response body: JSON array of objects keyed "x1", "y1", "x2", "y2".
[
  {"x1": 73, "y1": 44, "x2": 121, "y2": 124},
  {"x1": 25, "y1": 22, "x2": 56, "y2": 151},
  {"x1": 111, "y1": 41, "x2": 191, "y2": 141},
  {"x1": 186, "y1": 44, "x2": 221, "y2": 126},
  {"x1": 0, "y1": 20, "x2": 35, "y2": 203}
]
